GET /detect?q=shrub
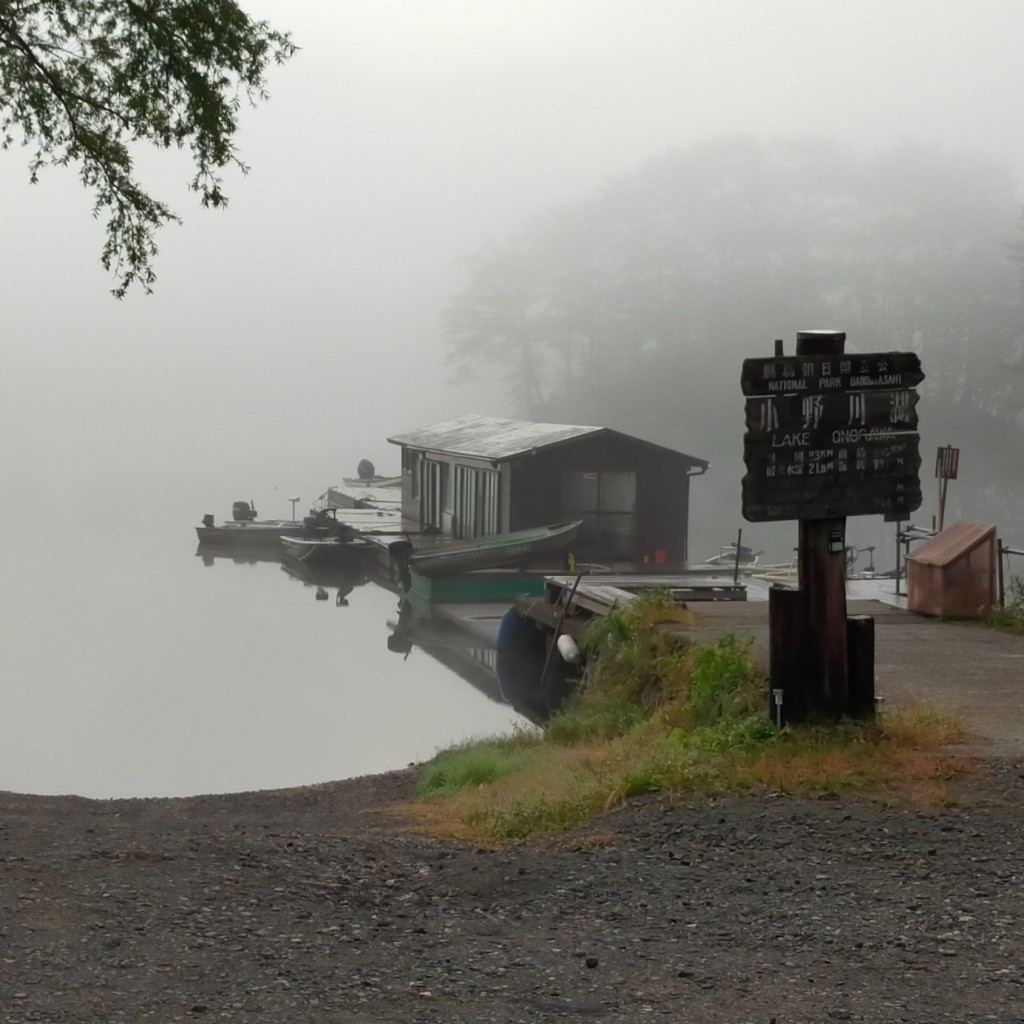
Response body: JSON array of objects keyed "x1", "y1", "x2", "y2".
[{"x1": 988, "y1": 575, "x2": 1024, "y2": 632}]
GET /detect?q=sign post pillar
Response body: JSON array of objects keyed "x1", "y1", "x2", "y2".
[{"x1": 795, "y1": 330, "x2": 849, "y2": 716}]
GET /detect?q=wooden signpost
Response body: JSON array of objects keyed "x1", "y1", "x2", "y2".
[{"x1": 742, "y1": 331, "x2": 925, "y2": 722}]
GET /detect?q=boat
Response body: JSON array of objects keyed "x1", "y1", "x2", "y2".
[
  {"x1": 280, "y1": 533, "x2": 373, "y2": 568},
  {"x1": 699, "y1": 543, "x2": 762, "y2": 567},
  {"x1": 196, "y1": 519, "x2": 308, "y2": 548},
  {"x1": 403, "y1": 521, "x2": 582, "y2": 579},
  {"x1": 195, "y1": 506, "x2": 341, "y2": 548}
]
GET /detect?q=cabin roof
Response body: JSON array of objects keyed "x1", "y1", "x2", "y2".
[{"x1": 387, "y1": 413, "x2": 708, "y2": 467}]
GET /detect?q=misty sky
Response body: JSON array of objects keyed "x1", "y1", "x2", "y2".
[{"x1": 3, "y1": 0, "x2": 1024, "y2": 524}]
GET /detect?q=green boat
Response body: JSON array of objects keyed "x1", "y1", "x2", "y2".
[{"x1": 405, "y1": 521, "x2": 582, "y2": 578}]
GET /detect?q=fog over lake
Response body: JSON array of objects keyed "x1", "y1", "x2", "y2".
[{"x1": 2, "y1": 0, "x2": 1023, "y2": 797}]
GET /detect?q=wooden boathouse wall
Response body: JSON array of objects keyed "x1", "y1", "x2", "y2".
[{"x1": 507, "y1": 434, "x2": 696, "y2": 566}]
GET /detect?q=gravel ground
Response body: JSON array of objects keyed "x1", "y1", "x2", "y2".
[{"x1": 3, "y1": 759, "x2": 1024, "y2": 1023}]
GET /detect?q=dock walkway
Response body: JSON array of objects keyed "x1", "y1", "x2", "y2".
[{"x1": 316, "y1": 481, "x2": 411, "y2": 578}]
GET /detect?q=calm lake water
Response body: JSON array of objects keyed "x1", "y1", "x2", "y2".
[{"x1": 0, "y1": 503, "x2": 528, "y2": 799}]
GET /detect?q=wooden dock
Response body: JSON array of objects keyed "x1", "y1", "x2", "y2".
[
  {"x1": 316, "y1": 481, "x2": 757, "y2": 612},
  {"x1": 321, "y1": 483, "x2": 403, "y2": 512},
  {"x1": 543, "y1": 573, "x2": 746, "y2": 612},
  {"x1": 510, "y1": 572, "x2": 746, "y2": 643},
  {"x1": 316, "y1": 482, "x2": 409, "y2": 578}
]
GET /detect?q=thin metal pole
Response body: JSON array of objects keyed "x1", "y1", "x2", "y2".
[
  {"x1": 733, "y1": 527, "x2": 743, "y2": 587},
  {"x1": 895, "y1": 520, "x2": 902, "y2": 597},
  {"x1": 539, "y1": 573, "x2": 583, "y2": 693}
]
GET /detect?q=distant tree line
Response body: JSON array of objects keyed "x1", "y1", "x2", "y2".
[{"x1": 443, "y1": 136, "x2": 1024, "y2": 537}]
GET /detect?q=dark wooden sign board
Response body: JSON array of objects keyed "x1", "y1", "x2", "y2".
[{"x1": 742, "y1": 350, "x2": 923, "y2": 525}]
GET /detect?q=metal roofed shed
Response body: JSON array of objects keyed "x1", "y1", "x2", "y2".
[
  {"x1": 906, "y1": 521, "x2": 997, "y2": 619},
  {"x1": 388, "y1": 414, "x2": 708, "y2": 569},
  {"x1": 387, "y1": 415, "x2": 600, "y2": 462}
]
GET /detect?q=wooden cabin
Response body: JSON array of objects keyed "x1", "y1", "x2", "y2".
[{"x1": 387, "y1": 414, "x2": 708, "y2": 568}]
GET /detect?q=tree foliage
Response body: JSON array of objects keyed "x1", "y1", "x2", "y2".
[{"x1": 0, "y1": 0, "x2": 295, "y2": 295}]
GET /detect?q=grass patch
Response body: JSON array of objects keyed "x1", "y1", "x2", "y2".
[
  {"x1": 986, "y1": 575, "x2": 1024, "y2": 634},
  {"x1": 416, "y1": 729, "x2": 541, "y2": 798},
  {"x1": 401, "y1": 592, "x2": 969, "y2": 843}
]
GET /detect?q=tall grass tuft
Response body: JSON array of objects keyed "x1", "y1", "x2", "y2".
[
  {"x1": 987, "y1": 576, "x2": 1024, "y2": 634},
  {"x1": 547, "y1": 590, "x2": 696, "y2": 745}
]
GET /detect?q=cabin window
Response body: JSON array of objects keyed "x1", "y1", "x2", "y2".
[
  {"x1": 422, "y1": 459, "x2": 443, "y2": 528},
  {"x1": 483, "y1": 470, "x2": 498, "y2": 535},
  {"x1": 451, "y1": 465, "x2": 499, "y2": 539}
]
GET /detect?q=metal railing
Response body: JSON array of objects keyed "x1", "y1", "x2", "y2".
[
  {"x1": 998, "y1": 539, "x2": 1024, "y2": 607},
  {"x1": 893, "y1": 522, "x2": 936, "y2": 596}
]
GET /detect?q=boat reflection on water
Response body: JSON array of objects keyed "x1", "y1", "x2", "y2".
[
  {"x1": 196, "y1": 543, "x2": 282, "y2": 568},
  {"x1": 196, "y1": 542, "x2": 373, "y2": 608},
  {"x1": 387, "y1": 601, "x2": 578, "y2": 726},
  {"x1": 280, "y1": 556, "x2": 371, "y2": 606}
]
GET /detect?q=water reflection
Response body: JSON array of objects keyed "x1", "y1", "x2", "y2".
[
  {"x1": 279, "y1": 555, "x2": 370, "y2": 608},
  {"x1": 198, "y1": 540, "x2": 573, "y2": 720},
  {"x1": 387, "y1": 600, "x2": 578, "y2": 726},
  {"x1": 198, "y1": 541, "x2": 577, "y2": 726},
  {"x1": 197, "y1": 543, "x2": 373, "y2": 608},
  {"x1": 197, "y1": 542, "x2": 280, "y2": 568},
  {"x1": 4, "y1": 512, "x2": 531, "y2": 799}
]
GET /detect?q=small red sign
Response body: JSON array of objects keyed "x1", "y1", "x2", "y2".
[{"x1": 935, "y1": 446, "x2": 960, "y2": 480}]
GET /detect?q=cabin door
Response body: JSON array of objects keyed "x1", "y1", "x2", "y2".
[{"x1": 559, "y1": 470, "x2": 637, "y2": 559}]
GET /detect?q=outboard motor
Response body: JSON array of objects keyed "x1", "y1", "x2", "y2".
[
  {"x1": 232, "y1": 500, "x2": 257, "y2": 522},
  {"x1": 357, "y1": 458, "x2": 376, "y2": 481},
  {"x1": 201, "y1": 513, "x2": 215, "y2": 528}
]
